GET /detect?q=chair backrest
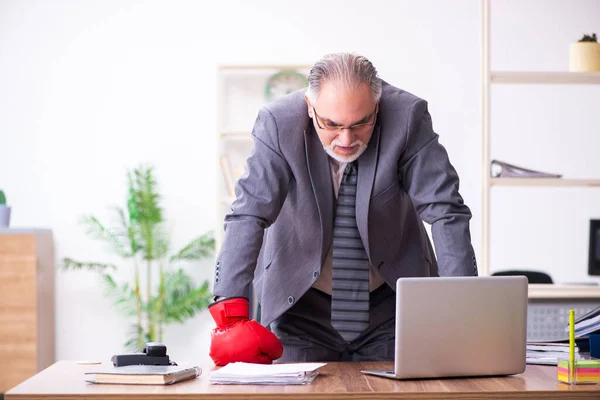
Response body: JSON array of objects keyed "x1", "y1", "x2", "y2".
[{"x1": 491, "y1": 270, "x2": 553, "y2": 284}]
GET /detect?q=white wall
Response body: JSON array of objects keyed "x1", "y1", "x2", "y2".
[{"x1": 0, "y1": 0, "x2": 598, "y2": 363}]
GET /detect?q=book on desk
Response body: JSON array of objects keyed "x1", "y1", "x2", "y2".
[{"x1": 85, "y1": 365, "x2": 200, "y2": 385}]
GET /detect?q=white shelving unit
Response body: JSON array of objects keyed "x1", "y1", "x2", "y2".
[
  {"x1": 490, "y1": 178, "x2": 600, "y2": 188},
  {"x1": 216, "y1": 65, "x2": 311, "y2": 251},
  {"x1": 490, "y1": 71, "x2": 600, "y2": 85},
  {"x1": 480, "y1": 0, "x2": 600, "y2": 300}
]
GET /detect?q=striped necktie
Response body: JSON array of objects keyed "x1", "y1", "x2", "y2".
[{"x1": 331, "y1": 161, "x2": 369, "y2": 341}]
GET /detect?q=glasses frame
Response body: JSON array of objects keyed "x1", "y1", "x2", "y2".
[{"x1": 312, "y1": 105, "x2": 378, "y2": 132}]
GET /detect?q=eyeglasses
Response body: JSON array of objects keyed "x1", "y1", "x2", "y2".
[{"x1": 312, "y1": 106, "x2": 378, "y2": 133}]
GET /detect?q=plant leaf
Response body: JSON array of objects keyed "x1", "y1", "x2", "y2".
[
  {"x1": 127, "y1": 165, "x2": 164, "y2": 260},
  {"x1": 124, "y1": 324, "x2": 149, "y2": 352},
  {"x1": 78, "y1": 215, "x2": 132, "y2": 258},
  {"x1": 152, "y1": 225, "x2": 171, "y2": 259},
  {"x1": 109, "y1": 206, "x2": 141, "y2": 255},
  {"x1": 101, "y1": 274, "x2": 138, "y2": 317},
  {"x1": 170, "y1": 232, "x2": 215, "y2": 262},
  {"x1": 62, "y1": 258, "x2": 116, "y2": 272},
  {"x1": 127, "y1": 165, "x2": 163, "y2": 225},
  {"x1": 161, "y1": 269, "x2": 211, "y2": 324}
]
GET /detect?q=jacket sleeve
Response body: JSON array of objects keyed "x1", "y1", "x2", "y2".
[
  {"x1": 398, "y1": 99, "x2": 478, "y2": 276},
  {"x1": 213, "y1": 107, "x2": 293, "y2": 297}
]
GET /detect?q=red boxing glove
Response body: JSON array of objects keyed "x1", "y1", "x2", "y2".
[{"x1": 209, "y1": 297, "x2": 283, "y2": 366}]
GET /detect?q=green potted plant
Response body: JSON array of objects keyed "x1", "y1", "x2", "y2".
[
  {"x1": 0, "y1": 189, "x2": 10, "y2": 228},
  {"x1": 570, "y1": 33, "x2": 600, "y2": 71},
  {"x1": 63, "y1": 165, "x2": 215, "y2": 350}
]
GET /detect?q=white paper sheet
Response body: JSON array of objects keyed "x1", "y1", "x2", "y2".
[{"x1": 209, "y1": 362, "x2": 326, "y2": 385}]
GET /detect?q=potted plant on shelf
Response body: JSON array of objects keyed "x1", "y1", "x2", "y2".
[
  {"x1": 0, "y1": 190, "x2": 10, "y2": 228},
  {"x1": 570, "y1": 33, "x2": 600, "y2": 72},
  {"x1": 62, "y1": 165, "x2": 215, "y2": 350}
]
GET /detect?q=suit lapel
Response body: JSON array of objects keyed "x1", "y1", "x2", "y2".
[
  {"x1": 304, "y1": 125, "x2": 334, "y2": 265},
  {"x1": 356, "y1": 124, "x2": 380, "y2": 262}
]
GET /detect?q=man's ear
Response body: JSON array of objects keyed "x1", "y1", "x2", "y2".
[{"x1": 304, "y1": 95, "x2": 313, "y2": 118}]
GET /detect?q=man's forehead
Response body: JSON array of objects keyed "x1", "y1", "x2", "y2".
[
  {"x1": 317, "y1": 80, "x2": 372, "y2": 101},
  {"x1": 315, "y1": 82, "x2": 375, "y2": 120},
  {"x1": 315, "y1": 84, "x2": 375, "y2": 111}
]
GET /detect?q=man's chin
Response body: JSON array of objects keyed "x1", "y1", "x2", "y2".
[
  {"x1": 323, "y1": 142, "x2": 368, "y2": 163},
  {"x1": 335, "y1": 153, "x2": 360, "y2": 163},
  {"x1": 326, "y1": 149, "x2": 361, "y2": 163}
]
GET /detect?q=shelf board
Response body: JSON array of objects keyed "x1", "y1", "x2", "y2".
[
  {"x1": 528, "y1": 284, "x2": 600, "y2": 299},
  {"x1": 490, "y1": 71, "x2": 600, "y2": 85},
  {"x1": 490, "y1": 178, "x2": 600, "y2": 187}
]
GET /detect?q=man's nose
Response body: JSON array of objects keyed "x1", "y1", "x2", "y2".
[{"x1": 337, "y1": 128, "x2": 354, "y2": 146}]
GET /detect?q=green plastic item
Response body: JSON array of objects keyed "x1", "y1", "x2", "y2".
[{"x1": 0, "y1": 190, "x2": 5, "y2": 205}]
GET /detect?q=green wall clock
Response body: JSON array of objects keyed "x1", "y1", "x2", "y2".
[{"x1": 264, "y1": 70, "x2": 308, "y2": 102}]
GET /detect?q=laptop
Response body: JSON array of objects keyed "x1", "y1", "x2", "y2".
[{"x1": 362, "y1": 276, "x2": 528, "y2": 379}]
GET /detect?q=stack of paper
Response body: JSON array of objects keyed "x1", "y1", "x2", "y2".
[
  {"x1": 526, "y1": 342, "x2": 582, "y2": 365},
  {"x1": 209, "y1": 362, "x2": 326, "y2": 385}
]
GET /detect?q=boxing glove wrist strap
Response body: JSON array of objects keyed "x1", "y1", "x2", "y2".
[{"x1": 209, "y1": 297, "x2": 249, "y2": 326}]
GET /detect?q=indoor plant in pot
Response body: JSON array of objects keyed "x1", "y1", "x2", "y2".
[
  {"x1": 570, "y1": 33, "x2": 600, "y2": 71},
  {"x1": 0, "y1": 190, "x2": 10, "y2": 228},
  {"x1": 62, "y1": 165, "x2": 215, "y2": 350}
]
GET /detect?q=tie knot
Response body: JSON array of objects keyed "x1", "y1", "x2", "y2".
[{"x1": 344, "y1": 162, "x2": 357, "y2": 177}]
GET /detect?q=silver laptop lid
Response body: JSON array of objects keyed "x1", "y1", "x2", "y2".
[{"x1": 395, "y1": 276, "x2": 527, "y2": 379}]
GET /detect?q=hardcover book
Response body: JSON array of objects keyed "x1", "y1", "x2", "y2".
[{"x1": 85, "y1": 365, "x2": 200, "y2": 385}]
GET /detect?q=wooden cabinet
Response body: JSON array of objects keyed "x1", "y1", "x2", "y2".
[{"x1": 0, "y1": 230, "x2": 55, "y2": 392}]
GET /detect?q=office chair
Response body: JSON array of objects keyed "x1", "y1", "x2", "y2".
[{"x1": 492, "y1": 270, "x2": 553, "y2": 284}]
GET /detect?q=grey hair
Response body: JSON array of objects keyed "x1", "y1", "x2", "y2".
[{"x1": 305, "y1": 53, "x2": 382, "y2": 104}]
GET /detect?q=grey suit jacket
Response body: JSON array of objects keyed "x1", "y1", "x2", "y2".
[{"x1": 213, "y1": 81, "x2": 477, "y2": 327}]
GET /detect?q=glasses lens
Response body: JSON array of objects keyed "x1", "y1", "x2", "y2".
[{"x1": 316, "y1": 107, "x2": 376, "y2": 132}]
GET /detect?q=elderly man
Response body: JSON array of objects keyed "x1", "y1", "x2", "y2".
[{"x1": 209, "y1": 53, "x2": 477, "y2": 364}]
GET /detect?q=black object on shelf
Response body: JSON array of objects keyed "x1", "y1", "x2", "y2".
[
  {"x1": 589, "y1": 220, "x2": 600, "y2": 276},
  {"x1": 492, "y1": 270, "x2": 553, "y2": 284}
]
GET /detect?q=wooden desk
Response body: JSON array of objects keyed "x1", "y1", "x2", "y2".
[{"x1": 6, "y1": 361, "x2": 600, "y2": 399}]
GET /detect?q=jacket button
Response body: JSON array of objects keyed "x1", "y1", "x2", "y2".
[
  {"x1": 215, "y1": 270, "x2": 220, "y2": 276},
  {"x1": 216, "y1": 261, "x2": 221, "y2": 267},
  {"x1": 313, "y1": 270, "x2": 319, "y2": 279},
  {"x1": 215, "y1": 277, "x2": 220, "y2": 283},
  {"x1": 287, "y1": 296, "x2": 294, "y2": 305}
]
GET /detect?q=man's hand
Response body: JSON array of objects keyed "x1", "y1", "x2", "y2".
[{"x1": 208, "y1": 297, "x2": 283, "y2": 366}]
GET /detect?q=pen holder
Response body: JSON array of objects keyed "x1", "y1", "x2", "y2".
[{"x1": 557, "y1": 358, "x2": 600, "y2": 385}]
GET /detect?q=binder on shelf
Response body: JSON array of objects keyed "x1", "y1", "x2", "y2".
[
  {"x1": 491, "y1": 160, "x2": 563, "y2": 178},
  {"x1": 571, "y1": 305, "x2": 600, "y2": 338}
]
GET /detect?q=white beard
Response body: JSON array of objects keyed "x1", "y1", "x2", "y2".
[{"x1": 323, "y1": 140, "x2": 368, "y2": 163}]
